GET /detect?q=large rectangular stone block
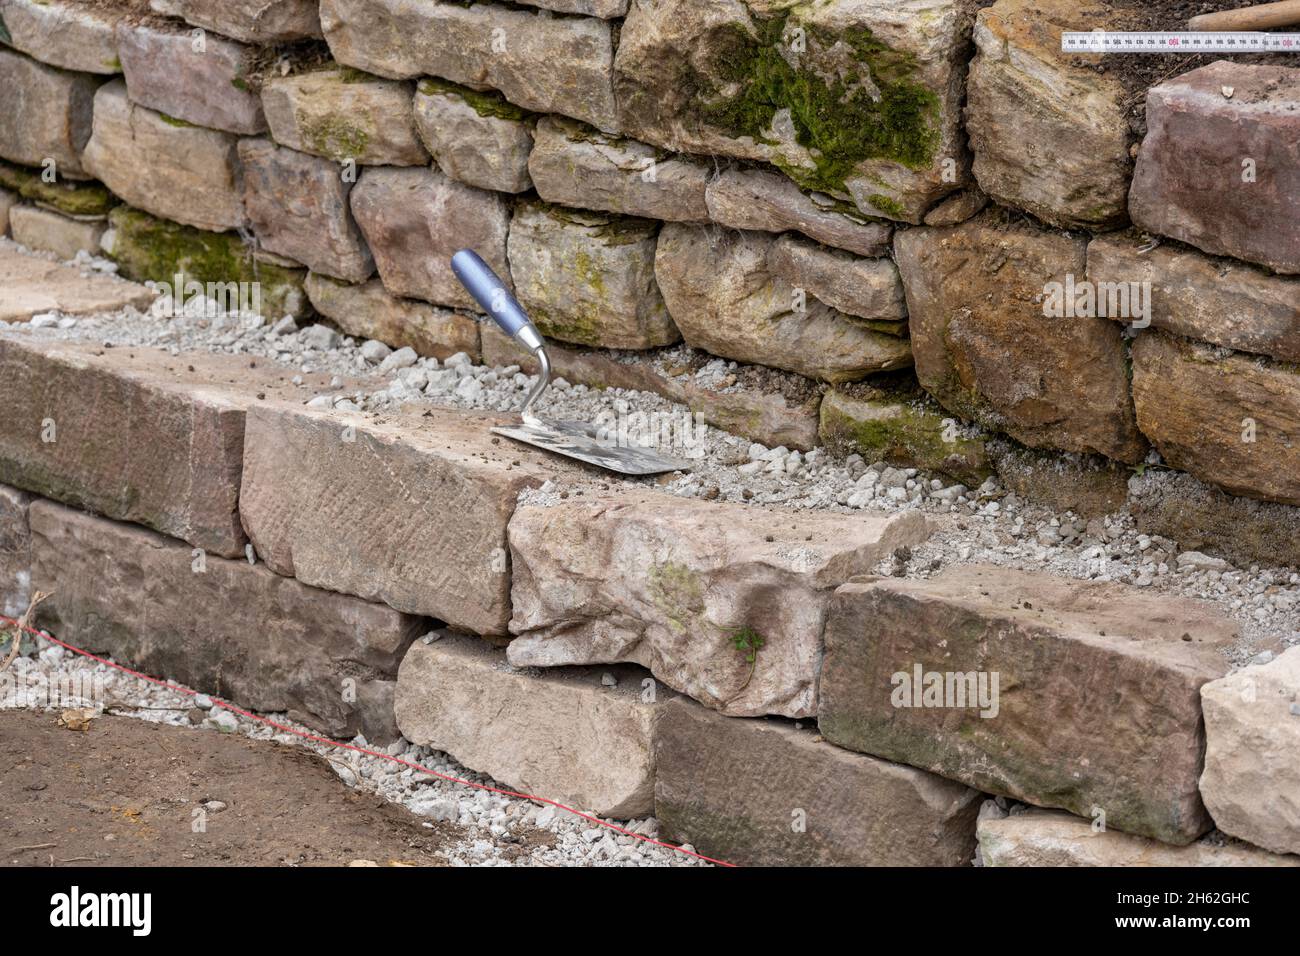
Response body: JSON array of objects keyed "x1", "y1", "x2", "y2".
[
  {"x1": 30, "y1": 501, "x2": 421, "y2": 743},
  {"x1": 0, "y1": 336, "x2": 336, "y2": 557},
  {"x1": 396, "y1": 632, "x2": 661, "y2": 818},
  {"x1": 507, "y1": 490, "x2": 930, "y2": 717},
  {"x1": 655, "y1": 697, "x2": 981, "y2": 866},
  {"x1": 239, "y1": 403, "x2": 572, "y2": 636},
  {"x1": 148, "y1": 0, "x2": 322, "y2": 44},
  {"x1": 0, "y1": 0, "x2": 125, "y2": 74},
  {"x1": 0, "y1": 243, "x2": 155, "y2": 323},
  {"x1": 319, "y1": 0, "x2": 619, "y2": 132},
  {"x1": 0, "y1": 47, "x2": 101, "y2": 180},
  {"x1": 819, "y1": 564, "x2": 1240, "y2": 844}
]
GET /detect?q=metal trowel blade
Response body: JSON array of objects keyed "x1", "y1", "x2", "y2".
[{"x1": 491, "y1": 418, "x2": 692, "y2": 476}]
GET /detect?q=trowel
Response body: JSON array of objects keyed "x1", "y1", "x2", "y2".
[{"x1": 450, "y1": 249, "x2": 692, "y2": 476}]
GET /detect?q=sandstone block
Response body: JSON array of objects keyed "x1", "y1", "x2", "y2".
[
  {"x1": 148, "y1": 0, "x2": 322, "y2": 45},
  {"x1": 8, "y1": 205, "x2": 106, "y2": 261},
  {"x1": 414, "y1": 79, "x2": 534, "y2": 194},
  {"x1": 507, "y1": 490, "x2": 930, "y2": 717},
  {"x1": 766, "y1": 233, "x2": 906, "y2": 325},
  {"x1": 0, "y1": 243, "x2": 155, "y2": 322},
  {"x1": 396, "y1": 633, "x2": 660, "y2": 818},
  {"x1": 819, "y1": 565, "x2": 1239, "y2": 844},
  {"x1": 0, "y1": 47, "x2": 100, "y2": 180},
  {"x1": 656, "y1": 697, "x2": 981, "y2": 866},
  {"x1": 0, "y1": 0, "x2": 124, "y2": 74},
  {"x1": 305, "y1": 274, "x2": 480, "y2": 362}
]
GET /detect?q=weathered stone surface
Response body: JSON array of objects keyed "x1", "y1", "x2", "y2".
[
  {"x1": 979, "y1": 807, "x2": 1299, "y2": 867},
  {"x1": 656, "y1": 697, "x2": 980, "y2": 866},
  {"x1": 481, "y1": 325, "x2": 822, "y2": 452},
  {"x1": 987, "y1": 438, "x2": 1130, "y2": 518},
  {"x1": 766, "y1": 233, "x2": 905, "y2": 324},
  {"x1": 82, "y1": 82, "x2": 245, "y2": 233},
  {"x1": 615, "y1": 0, "x2": 973, "y2": 222},
  {"x1": 895, "y1": 214, "x2": 1145, "y2": 463},
  {"x1": 240, "y1": 403, "x2": 572, "y2": 636},
  {"x1": 0, "y1": 189, "x2": 14, "y2": 236},
  {"x1": 528, "y1": 115, "x2": 710, "y2": 223},
  {"x1": 239, "y1": 139, "x2": 373, "y2": 283},
  {"x1": 656, "y1": 225, "x2": 912, "y2": 383},
  {"x1": 0, "y1": 483, "x2": 32, "y2": 621},
  {"x1": 31, "y1": 501, "x2": 419, "y2": 743},
  {"x1": 261, "y1": 69, "x2": 428, "y2": 166},
  {"x1": 1088, "y1": 233, "x2": 1300, "y2": 364},
  {"x1": 0, "y1": 159, "x2": 115, "y2": 218},
  {"x1": 0, "y1": 48, "x2": 101, "y2": 180},
  {"x1": 507, "y1": 490, "x2": 929, "y2": 717},
  {"x1": 102, "y1": 205, "x2": 309, "y2": 319},
  {"x1": 0, "y1": 0, "x2": 124, "y2": 74},
  {"x1": 820, "y1": 565, "x2": 1239, "y2": 844},
  {"x1": 706, "y1": 168, "x2": 892, "y2": 258},
  {"x1": 1129, "y1": 470, "x2": 1300, "y2": 572},
  {"x1": 396, "y1": 633, "x2": 660, "y2": 817},
  {"x1": 414, "y1": 79, "x2": 533, "y2": 194},
  {"x1": 966, "y1": 0, "x2": 1131, "y2": 229},
  {"x1": 0, "y1": 243, "x2": 155, "y2": 322},
  {"x1": 1132, "y1": 332, "x2": 1300, "y2": 506},
  {"x1": 305, "y1": 274, "x2": 481, "y2": 362},
  {"x1": 512, "y1": 0, "x2": 627, "y2": 17},
  {"x1": 1129, "y1": 61, "x2": 1300, "y2": 275},
  {"x1": 0, "y1": 337, "x2": 336, "y2": 556},
  {"x1": 116, "y1": 21, "x2": 264, "y2": 135},
  {"x1": 819, "y1": 383, "x2": 992, "y2": 486},
  {"x1": 148, "y1": 0, "x2": 322, "y2": 44},
  {"x1": 8, "y1": 205, "x2": 106, "y2": 261},
  {"x1": 1200, "y1": 648, "x2": 1300, "y2": 856},
  {"x1": 319, "y1": 0, "x2": 620, "y2": 132},
  {"x1": 508, "y1": 202, "x2": 676, "y2": 350},
  {"x1": 922, "y1": 186, "x2": 988, "y2": 227},
  {"x1": 351, "y1": 166, "x2": 510, "y2": 311}
]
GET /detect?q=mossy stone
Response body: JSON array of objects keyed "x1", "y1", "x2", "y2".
[{"x1": 0, "y1": 160, "x2": 116, "y2": 218}]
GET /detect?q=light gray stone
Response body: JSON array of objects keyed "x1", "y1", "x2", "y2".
[
  {"x1": 8, "y1": 204, "x2": 107, "y2": 261},
  {"x1": 0, "y1": 47, "x2": 101, "y2": 180},
  {"x1": 148, "y1": 0, "x2": 322, "y2": 44},
  {"x1": 413, "y1": 79, "x2": 533, "y2": 194},
  {"x1": 0, "y1": 0, "x2": 124, "y2": 74},
  {"x1": 766, "y1": 233, "x2": 906, "y2": 324}
]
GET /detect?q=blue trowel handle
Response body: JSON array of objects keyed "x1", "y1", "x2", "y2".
[{"x1": 451, "y1": 249, "x2": 544, "y2": 353}]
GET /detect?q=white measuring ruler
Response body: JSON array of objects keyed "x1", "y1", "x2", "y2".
[{"x1": 1062, "y1": 31, "x2": 1300, "y2": 53}]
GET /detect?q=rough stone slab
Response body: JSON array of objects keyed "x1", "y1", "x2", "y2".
[
  {"x1": 1132, "y1": 332, "x2": 1300, "y2": 506},
  {"x1": 148, "y1": 0, "x2": 322, "y2": 44},
  {"x1": 1129, "y1": 61, "x2": 1300, "y2": 275},
  {"x1": 766, "y1": 233, "x2": 906, "y2": 324},
  {"x1": 0, "y1": 243, "x2": 156, "y2": 322},
  {"x1": 979, "y1": 807, "x2": 1299, "y2": 867},
  {"x1": 987, "y1": 438, "x2": 1129, "y2": 519},
  {"x1": 0, "y1": 336, "x2": 339, "y2": 556},
  {"x1": 102, "y1": 205, "x2": 308, "y2": 319},
  {"x1": 396, "y1": 632, "x2": 660, "y2": 817},
  {"x1": 0, "y1": 0, "x2": 125, "y2": 74},
  {"x1": 239, "y1": 139, "x2": 373, "y2": 283},
  {"x1": 528, "y1": 115, "x2": 710, "y2": 223},
  {"x1": 0, "y1": 158, "x2": 115, "y2": 218},
  {"x1": 0, "y1": 483, "x2": 32, "y2": 621},
  {"x1": 319, "y1": 0, "x2": 619, "y2": 133},
  {"x1": 895, "y1": 213, "x2": 1145, "y2": 463},
  {"x1": 8, "y1": 205, "x2": 106, "y2": 261},
  {"x1": 923, "y1": 186, "x2": 989, "y2": 227},
  {"x1": 1088, "y1": 233, "x2": 1300, "y2": 364},
  {"x1": 82, "y1": 82, "x2": 245, "y2": 233},
  {"x1": 0, "y1": 47, "x2": 101, "y2": 180},
  {"x1": 819, "y1": 384, "x2": 992, "y2": 486},
  {"x1": 1129, "y1": 470, "x2": 1300, "y2": 571},
  {"x1": 351, "y1": 166, "x2": 510, "y2": 311},
  {"x1": 305, "y1": 274, "x2": 480, "y2": 362},
  {"x1": 507, "y1": 490, "x2": 930, "y2": 717},
  {"x1": 115, "y1": 20, "x2": 265, "y2": 135},
  {"x1": 240, "y1": 403, "x2": 574, "y2": 636},
  {"x1": 1200, "y1": 648, "x2": 1300, "y2": 856},
  {"x1": 414, "y1": 79, "x2": 534, "y2": 194},
  {"x1": 819, "y1": 564, "x2": 1239, "y2": 844},
  {"x1": 261, "y1": 69, "x2": 428, "y2": 167},
  {"x1": 481, "y1": 325, "x2": 821, "y2": 452},
  {"x1": 508, "y1": 202, "x2": 676, "y2": 350},
  {"x1": 656, "y1": 225, "x2": 911, "y2": 384},
  {"x1": 967, "y1": 0, "x2": 1131, "y2": 229},
  {"x1": 656, "y1": 697, "x2": 980, "y2": 866},
  {"x1": 706, "y1": 168, "x2": 892, "y2": 258},
  {"x1": 30, "y1": 500, "x2": 419, "y2": 744},
  {"x1": 615, "y1": 0, "x2": 973, "y2": 222}
]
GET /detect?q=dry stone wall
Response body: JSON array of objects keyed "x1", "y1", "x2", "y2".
[{"x1": 1, "y1": 0, "x2": 1299, "y2": 867}]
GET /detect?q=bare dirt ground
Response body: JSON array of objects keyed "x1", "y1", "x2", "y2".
[{"x1": 0, "y1": 709, "x2": 461, "y2": 867}]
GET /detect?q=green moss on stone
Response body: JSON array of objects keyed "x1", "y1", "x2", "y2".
[
  {"x1": 691, "y1": 12, "x2": 941, "y2": 195},
  {"x1": 0, "y1": 160, "x2": 116, "y2": 217},
  {"x1": 298, "y1": 110, "x2": 370, "y2": 161},
  {"x1": 647, "y1": 561, "x2": 704, "y2": 633},
  {"x1": 418, "y1": 77, "x2": 531, "y2": 122},
  {"x1": 157, "y1": 112, "x2": 196, "y2": 129}
]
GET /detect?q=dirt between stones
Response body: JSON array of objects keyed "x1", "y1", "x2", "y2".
[{"x1": 0, "y1": 708, "x2": 464, "y2": 867}]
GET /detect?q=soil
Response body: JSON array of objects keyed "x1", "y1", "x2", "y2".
[{"x1": 0, "y1": 709, "x2": 461, "y2": 867}]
